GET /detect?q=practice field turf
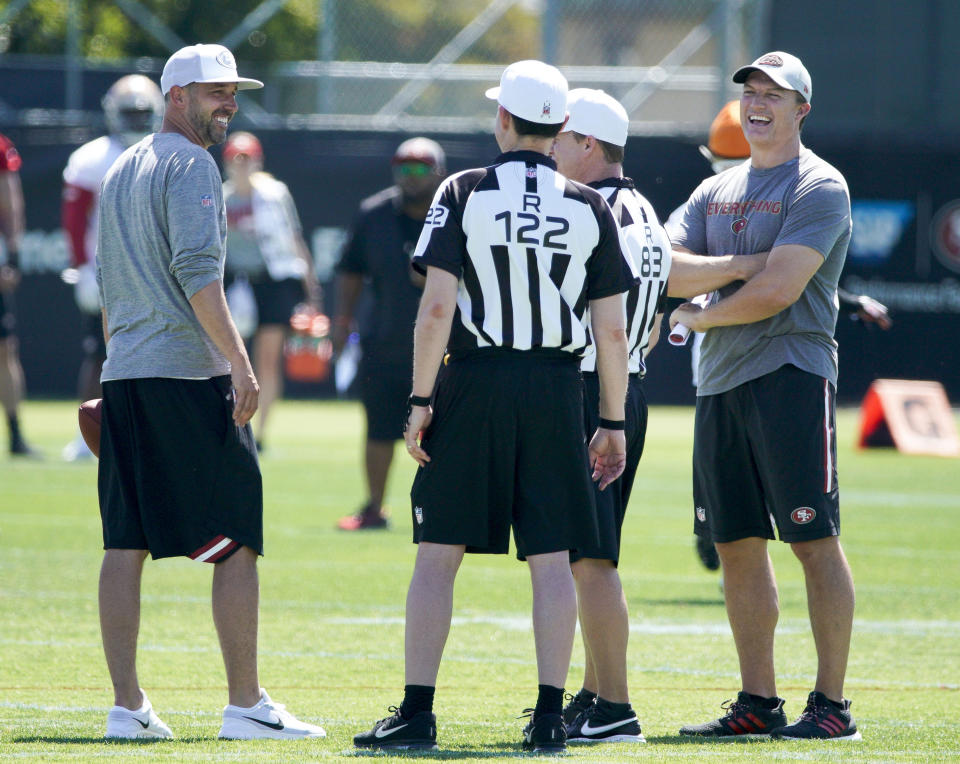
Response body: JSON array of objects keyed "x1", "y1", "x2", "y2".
[{"x1": 1, "y1": 399, "x2": 958, "y2": 762}]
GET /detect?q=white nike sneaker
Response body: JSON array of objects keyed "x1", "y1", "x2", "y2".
[
  {"x1": 105, "y1": 691, "x2": 174, "y2": 739},
  {"x1": 218, "y1": 688, "x2": 326, "y2": 740}
]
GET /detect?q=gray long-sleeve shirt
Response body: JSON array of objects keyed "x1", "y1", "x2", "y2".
[{"x1": 97, "y1": 132, "x2": 231, "y2": 381}]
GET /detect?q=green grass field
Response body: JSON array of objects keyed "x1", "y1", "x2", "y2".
[{"x1": 2, "y1": 399, "x2": 958, "y2": 762}]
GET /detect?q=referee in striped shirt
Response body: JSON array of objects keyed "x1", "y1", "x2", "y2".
[
  {"x1": 354, "y1": 60, "x2": 637, "y2": 754},
  {"x1": 551, "y1": 88, "x2": 672, "y2": 744}
]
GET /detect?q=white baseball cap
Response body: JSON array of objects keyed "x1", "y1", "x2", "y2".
[
  {"x1": 732, "y1": 51, "x2": 812, "y2": 103},
  {"x1": 561, "y1": 88, "x2": 629, "y2": 147},
  {"x1": 485, "y1": 60, "x2": 567, "y2": 125},
  {"x1": 160, "y1": 44, "x2": 264, "y2": 96}
]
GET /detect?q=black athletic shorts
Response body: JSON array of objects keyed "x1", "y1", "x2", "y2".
[
  {"x1": 0, "y1": 290, "x2": 15, "y2": 339},
  {"x1": 570, "y1": 372, "x2": 648, "y2": 565},
  {"x1": 248, "y1": 276, "x2": 304, "y2": 327},
  {"x1": 693, "y1": 364, "x2": 840, "y2": 544},
  {"x1": 81, "y1": 312, "x2": 107, "y2": 358},
  {"x1": 99, "y1": 375, "x2": 263, "y2": 561},
  {"x1": 410, "y1": 349, "x2": 599, "y2": 558},
  {"x1": 358, "y1": 360, "x2": 408, "y2": 442}
]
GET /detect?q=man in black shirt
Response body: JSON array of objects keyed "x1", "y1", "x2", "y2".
[{"x1": 332, "y1": 138, "x2": 446, "y2": 530}]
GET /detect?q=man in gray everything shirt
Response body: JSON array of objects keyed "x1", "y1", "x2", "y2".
[
  {"x1": 668, "y1": 52, "x2": 861, "y2": 742},
  {"x1": 95, "y1": 44, "x2": 325, "y2": 741}
]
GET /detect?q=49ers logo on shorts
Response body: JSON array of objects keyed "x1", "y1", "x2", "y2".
[
  {"x1": 732, "y1": 216, "x2": 748, "y2": 234},
  {"x1": 791, "y1": 506, "x2": 817, "y2": 524}
]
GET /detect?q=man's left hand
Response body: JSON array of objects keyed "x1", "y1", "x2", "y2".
[{"x1": 669, "y1": 301, "x2": 707, "y2": 333}]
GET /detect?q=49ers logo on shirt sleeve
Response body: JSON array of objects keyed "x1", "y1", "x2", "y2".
[
  {"x1": 732, "y1": 216, "x2": 748, "y2": 234},
  {"x1": 791, "y1": 506, "x2": 817, "y2": 524}
]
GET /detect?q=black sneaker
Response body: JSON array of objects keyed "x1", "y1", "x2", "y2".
[
  {"x1": 354, "y1": 706, "x2": 437, "y2": 750},
  {"x1": 10, "y1": 438, "x2": 43, "y2": 458},
  {"x1": 773, "y1": 691, "x2": 862, "y2": 741},
  {"x1": 561, "y1": 691, "x2": 595, "y2": 725},
  {"x1": 696, "y1": 534, "x2": 720, "y2": 571},
  {"x1": 679, "y1": 692, "x2": 787, "y2": 739},
  {"x1": 520, "y1": 710, "x2": 566, "y2": 754},
  {"x1": 565, "y1": 703, "x2": 645, "y2": 744}
]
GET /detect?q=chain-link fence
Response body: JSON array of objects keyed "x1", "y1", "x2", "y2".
[
  {"x1": 1, "y1": 0, "x2": 769, "y2": 135},
  {"x1": 263, "y1": 0, "x2": 768, "y2": 134}
]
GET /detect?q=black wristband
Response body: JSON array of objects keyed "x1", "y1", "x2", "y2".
[
  {"x1": 6, "y1": 250, "x2": 18, "y2": 269},
  {"x1": 599, "y1": 417, "x2": 625, "y2": 430},
  {"x1": 403, "y1": 394, "x2": 431, "y2": 437}
]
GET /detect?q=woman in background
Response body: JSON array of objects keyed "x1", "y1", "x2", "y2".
[{"x1": 223, "y1": 132, "x2": 319, "y2": 449}]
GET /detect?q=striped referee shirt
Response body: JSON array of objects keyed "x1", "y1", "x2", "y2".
[
  {"x1": 580, "y1": 178, "x2": 673, "y2": 376},
  {"x1": 412, "y1": 150, "x2": 636, "y2": 357}
]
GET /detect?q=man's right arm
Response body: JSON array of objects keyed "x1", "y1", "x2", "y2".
[{"x1": 668, "y1": 247, "x2": 767, "y2": 298}]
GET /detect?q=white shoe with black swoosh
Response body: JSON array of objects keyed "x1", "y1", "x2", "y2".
[
  {"x1": 218, "y1": 688, "x2": 326, "y2": 739},
  {"x1": 354, "y1": 706, "x2": 438, "y2": 750},
  {"x1": 105, "y1": 690, "x2": 173, "y2": 739},
  {"x1": 566, "y1": 704, "x2": 646, "y2": 744}
]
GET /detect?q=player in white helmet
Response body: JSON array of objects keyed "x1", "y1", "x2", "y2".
[{"x1": 61, "y1": 74, "x2": 164, "y2": 460}]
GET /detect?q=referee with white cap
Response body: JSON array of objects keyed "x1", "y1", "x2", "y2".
[
  {"x1": 551, "y1": 87, "x2": 672, "y2": 745},
  {"x1": 354, "y1": 60, "x2": 636, "y2": 754}
]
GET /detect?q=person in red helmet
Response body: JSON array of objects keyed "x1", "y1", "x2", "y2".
[{"x1": 61, "y1": 74, "x2": 165, "y2": 461}]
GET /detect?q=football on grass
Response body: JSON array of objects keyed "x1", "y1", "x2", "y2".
[{"x1": 78, "y1": 398, "x2": 102, "y2": 458}]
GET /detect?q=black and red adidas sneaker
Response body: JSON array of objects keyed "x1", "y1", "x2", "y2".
[
  {"x1": 773, "y1": 691, "x2": 862, "y2": 741},
  {"x1": 679, "y1": 691, "x2": 787, "y2": 739}
]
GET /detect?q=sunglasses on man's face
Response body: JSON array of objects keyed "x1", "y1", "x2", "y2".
[{"x1": 395, "y1": 162, "x2": 434, "y2": 177}]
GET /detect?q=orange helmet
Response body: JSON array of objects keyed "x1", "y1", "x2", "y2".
[{"x1": 699, "y1": 100, "x2": 750, "y2": 162}]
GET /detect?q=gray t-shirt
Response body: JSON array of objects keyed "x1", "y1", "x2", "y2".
[
  {"x1": 97, "y1": 132, "x2": 230, "y2": 381},
  {"x1": 673, "y1": 147, "x2": 851, "y2": 395}
]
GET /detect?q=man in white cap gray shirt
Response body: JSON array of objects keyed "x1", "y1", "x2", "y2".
[
  {"x1": 95, "y1": 44, "x2": 325, "y2": 741},
  {"x1": 551, "y1": 87, "x2": 673, "y2": 745},
  {"x1": 354, "y1": 60, "x2": 636, "y2": 755},
  {"x1": 668, "y1": 50, "x2": 860, "y2": 741}
]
